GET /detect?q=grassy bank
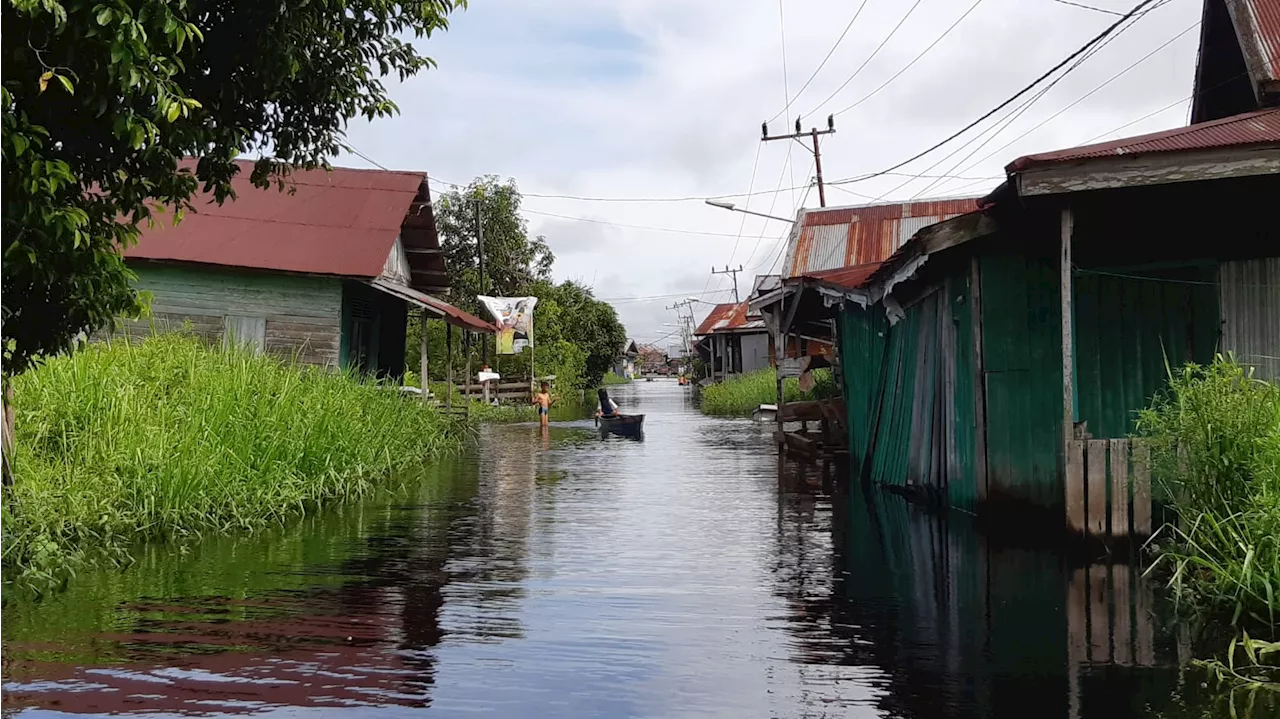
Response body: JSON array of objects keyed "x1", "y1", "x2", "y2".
[
  {"x1": 1138, "y1": 356, "x2": 1280, "y2": 686},
  {"x1": 700, "y1": 367, "x2": 836, "y2": 417},
  {"x1": 3, "y1": 334, "x2": 465, "y2": 589},
  {"x1": 602, "y1": 371, "x2": 630, "y2": 385}
]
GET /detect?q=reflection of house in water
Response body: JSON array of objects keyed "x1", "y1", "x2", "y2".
[
  {"x1": 2, "y1": 461, "x2": 533, "y2": 714},
  {"x1": 773, "y1": 479, "x2": 1178, "y2": 719}
]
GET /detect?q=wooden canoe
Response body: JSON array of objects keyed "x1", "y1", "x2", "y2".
[{"x1": 598, "y1": 413, "x2": 644, "y2": 437}]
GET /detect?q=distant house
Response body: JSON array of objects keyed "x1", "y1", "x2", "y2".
[
  {"x1": 693, "y1": 301, "x2": 771, "y2": 379},
  {"x1": 614, "y1": 339, "x2": 639, "y2": 379},
  {"x1": 121, "y1": 160, "x2": 494, "y2": 377},
  {"x1": 636, "y1": 344, "x2": 669, "y2": 375}
]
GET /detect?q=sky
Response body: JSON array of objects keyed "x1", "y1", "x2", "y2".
[{"x1": 337, "y1": 0, "x2": 1204, "y2": 352}]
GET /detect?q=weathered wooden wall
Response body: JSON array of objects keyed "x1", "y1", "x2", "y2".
[{"x1": 121, "y1": 263, "x2": 343, "y2": 367}]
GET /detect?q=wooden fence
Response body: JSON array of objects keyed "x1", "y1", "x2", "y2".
[
  {"x1": 1066, "y1": 438, "x2": 1152, "y2": 539},
  {"x1": 455, "y1": 381, "x2": 533, "y2": 403}
]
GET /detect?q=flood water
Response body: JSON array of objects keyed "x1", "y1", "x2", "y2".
[{"x1": 1, "y1": 382, "x2": 1259, "y2": 718}]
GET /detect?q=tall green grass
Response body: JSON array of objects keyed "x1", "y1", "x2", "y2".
[
  {"x1": 700, "y1": 367, "x2": 836, "y2": 417},
  {"x1": 601, "y1": 371, "x2": 630, "y2": 386},
  {"x1": 3, "y1": 334, "x2": 465, "y2": 588},
  {"x1": 1137, "y1": 356, "x2": 1280, "y2": 686}
]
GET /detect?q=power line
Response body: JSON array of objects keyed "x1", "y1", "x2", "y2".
[
  {"x1": 803, "y1": 0, "x2": 927, "y2": 119},
  {"x1": 901, "y1": 2, "x2": 1172, "y2": 198},
  {"x1": 601, "y1": 288, "x2": 735, "y2": 304},
  {"x1": 519, "y1": 209, "x2": 751, "y2": 238},
  {"x1": 778, "y1": 0, "x2": 796, "y2": 196},
  {"x1": 1051, "y1": 0, "x2": 1125, "y2": 15},
  {"x1": 766, "y1": 0, "x2": 872, "y2": 123},
  {"x1": 832, "y1": 0, "x2": 988, "y2": 117},
  {"x1": 819, "y1": 0, "x2": 1165, "y2": 187},
  {"x1": 945, "y1": 18, "x2": 1198, "y2": 187}
]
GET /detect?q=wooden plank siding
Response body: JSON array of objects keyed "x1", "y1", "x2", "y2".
[{"x1": 122, "y1": 263, "x2": 343, "y2": 367}]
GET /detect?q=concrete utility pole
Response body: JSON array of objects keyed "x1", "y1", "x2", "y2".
[
  {"x1": 475, "y1": 196, "x2": 487, "y2": 366},
  {"x1": 710, "y1": 265, "x2": 745, "y2": 303},
  {"x1": 762, "y1": 115, "x2": 836, "y2": 208}
]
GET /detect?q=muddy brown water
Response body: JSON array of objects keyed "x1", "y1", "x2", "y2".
[{"x1": 1, "y1": 382, "x2": 1260, "y2": 717}]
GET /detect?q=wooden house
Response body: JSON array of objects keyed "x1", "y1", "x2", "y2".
[
  {"x1": 756, "y1": 0, "x2": 1280, "y2": 535},
  {"x1": 122, "y1": 160, "x2": 494, "y2": 378},
  {"x1": 692, "y1": 301, "x2": 772, "y2": 380}
]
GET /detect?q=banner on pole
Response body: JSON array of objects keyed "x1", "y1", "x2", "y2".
[{"x1": 478, "y1": 296, "x2": 538, "y2": 355}]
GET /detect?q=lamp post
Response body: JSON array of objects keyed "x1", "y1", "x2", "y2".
[{"x1": 704, "y1": 200, "x2": 794, "y2": 223}]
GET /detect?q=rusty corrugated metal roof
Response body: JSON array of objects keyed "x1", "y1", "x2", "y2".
[
  {"x1": 1231, "y1": 0, "x2": 1280, "y2": 87},
  {"x1": 1007, "y1": 108, "x2": 1280, "y2": 171},
  {"x1": 783, "y1": 199, "x2": 981, "y2": 278},
  {"x1": 693, "y1": 301, "x2": 765, "y2": 336},
  {"x1": 797, "y1": 262, "x2": 884, "y2": 290},
  {"x1": 127, "y1": 160, "x2": 425, "y2": 281}
]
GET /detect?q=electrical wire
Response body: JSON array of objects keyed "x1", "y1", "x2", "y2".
[
  {"x1": 815, "y1": 0, "x2": 1164, "y2": 188},
  {"x1": 765, "y1": 0, "x2": 872, "y2": 124},
  {"x1": 803, "y1": 0, "x2": 927, "y2": 118},
  {"x1": 778, "y1": 0, "x2": 796, "y2": 195},
  {"x1": 1051, "y1": 0, "x2": 1125, "y2": 15},
  {"x1": 832, "y1": 0, "x2": 988, "y2": 117},
  {"x1": 943, "y1": 18, "x2": 1199, "y2": 188},
  {"x1": 519, "y1": 209, "x2": 752, "y2": 238}
]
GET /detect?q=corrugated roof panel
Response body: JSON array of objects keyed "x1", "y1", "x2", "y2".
[
  {"x1": 1008, "y1": 109, "x2": 1280, "y2": 170},
  {"x1": 783, "y1": 198, "x2": 981, "y2": 279},
  {"x1": 1235, "y1": 0, "x2": 1280, "y2": 83},
  {"x1": 694, "y1": 303, "x2": 737, "y2": 336},
  {"x1": 808, "y1": 223, "x2": 854, "y2": 273},
  {"x1": 127, "y1": 159, "x2": 424, "y2": 280}
]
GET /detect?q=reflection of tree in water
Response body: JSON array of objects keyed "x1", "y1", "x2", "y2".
[
  {"x1": 771, "y1": 471, "x2": 1219, "y2": 719},
  {"x1": 2, "y1": 444, "x2": 545, "y2": 715}
]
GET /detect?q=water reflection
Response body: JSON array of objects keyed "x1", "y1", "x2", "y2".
[{"x1": 1, "y1": 381, "x2": 1262, "y2": 718}]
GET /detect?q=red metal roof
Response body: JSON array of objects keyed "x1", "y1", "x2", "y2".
[
  {"x1": 783, "y1": 199, "x2": 981, "y2": 278},
  {"x1": 126, "y1": 160, "x2": 425, "y2": 279},
  {"x1": 1007, "y1": 108, "x2": 1280, "y2": 171},
  {"x1": 1233, "y1": 0, "x2": 1280, "y2": 85},
  {"x1": 797, "y1": 262, "x2": 883, "y2": 290},
  {"x1": 692, "y1": 302, "x2": 764, "y2": 335}
]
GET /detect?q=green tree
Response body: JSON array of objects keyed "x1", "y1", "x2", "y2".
[
  {"x1": 2, "y1": 0, "x2": 462, "y2": 375},
  {"x1": 434, "y1": 175, "x2": 553, "y2": 312}
]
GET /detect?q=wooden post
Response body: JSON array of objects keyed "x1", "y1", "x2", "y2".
[
  {"x1": 420, "y1": 310, "x2": 430, "y2": 403},
  {"x1": 445, "y1": 322, "x2": 454, "y2": 409},
  {"x1": 1110, "y1": 439, "x2": 1129, "y2": 537},
  {"x1": 1132, "y1": 441, "x2": 1152, "y2": 536},
  {"x1": 464, "y1": 330, "x2": 473, "y2": 417},
  {"x1": 1087, "y1": 440, "x2": 1108, "y2": 539},
  {"x1": 1089, "y1": 564, "x2": 1110, "y2": 663},
  {"x1": 1061, "y1": 207, "x2": 1076, "y2": 528},
  {"x1": 1067, "y1": 440, "x2": 1086, "y2": 533}
]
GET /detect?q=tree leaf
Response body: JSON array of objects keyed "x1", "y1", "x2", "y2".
[
  {"x1": 96, "y1": 7, "x2": 113, "y2": 25},
  {"x1": 39, "y1": 71, "x2": 53, "y2": 93},
  {"x1": 56, "y1": 74, "x2": 75, "y2": 95},
  {"x1": 166, "y1": 102, "x2": 180, "y2": 122}
]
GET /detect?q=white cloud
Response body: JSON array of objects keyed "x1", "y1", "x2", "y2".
[{"x1": 339, "y1": 0, "x2": 1203, "y2": 341}]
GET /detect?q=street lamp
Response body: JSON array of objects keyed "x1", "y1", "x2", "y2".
[{"x1": 704, "y1": 199, "x2": 793, "y2": 223}]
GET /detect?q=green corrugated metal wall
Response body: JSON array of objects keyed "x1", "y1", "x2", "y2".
[
  {"x1": 1072, "y1": 266, "x2": 1219, "y2": 439},
  {"x1": 839, "y1": 271, "x2": 980, "y2": 513},
  {"x1": 979, "y1": 250, "x2": 1064, "y2": 512}
]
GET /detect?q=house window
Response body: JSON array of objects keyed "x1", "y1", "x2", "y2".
[{"x1": 223, "y1": 315, "x2": 266, "y2": 354}]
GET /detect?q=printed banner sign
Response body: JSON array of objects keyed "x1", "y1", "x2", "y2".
[{"x1": 478, "y1": 296, "x2": 538, "y2": 354}]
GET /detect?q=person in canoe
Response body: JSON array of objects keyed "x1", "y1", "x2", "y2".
[{"x1": 595, "y1": 388, "x2": 620, "y2": 418}]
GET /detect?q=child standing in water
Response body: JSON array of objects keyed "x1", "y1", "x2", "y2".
[{"x1": 533, "y1": 381, "x2": 554, "y2": 427}]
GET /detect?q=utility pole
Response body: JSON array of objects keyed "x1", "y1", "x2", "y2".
[
  {"x1": 475, "y1": 196, "x2": 487, "y2": 366},
  {"x1": 762, "y1": 114, "x2": 836, "y2": 208},
  {"x1": 710, "y1": 265, "x2": 745, "y2": 303}
]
